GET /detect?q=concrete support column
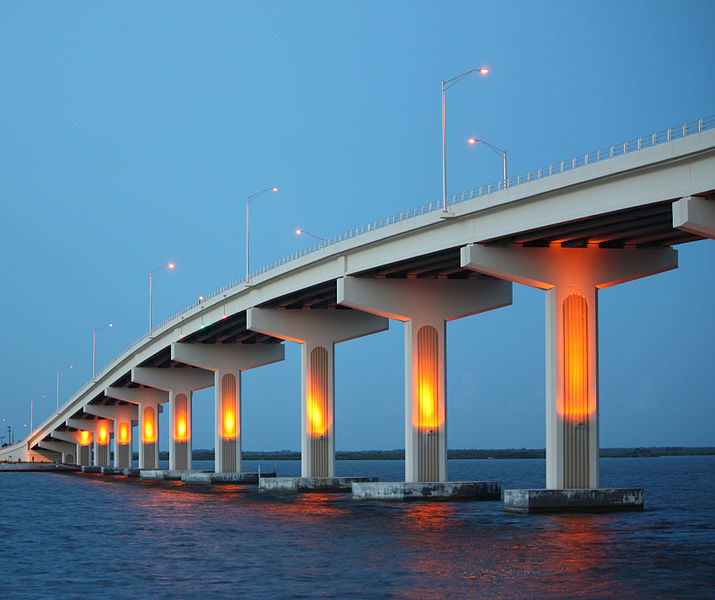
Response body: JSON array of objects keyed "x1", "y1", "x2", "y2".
[
  {"x1": 461, "y1": 244, "x2": 678, "y2": 489},
  {"x1": 248, "y1": 307, "x2": 388, "y2": 478},
  {"x1": 67, "y1": 418, "x2": 113, "y2": 467},
  {"x1": 51, "y1": 430, "x2": 86, "y2": 464},
  {"x1": 171, "y1": 342, "x2": 284, "y2": 473},
  {"x1": 338, "y1": 276, "x2": 512, "y2": 483},
  {"x1": 132, "y1": 367, "x2": 214, "y2": 471},
  {"x1": 105, "y1": 387, "x2": 168, "y2": 470},
  {"x1": 84, "y1": 403, "x2": 138, "y2": 468}
]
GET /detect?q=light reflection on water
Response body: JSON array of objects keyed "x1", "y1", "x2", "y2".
[{"x1": 1, "y1": 457, "x2": 714, "y2": 599}]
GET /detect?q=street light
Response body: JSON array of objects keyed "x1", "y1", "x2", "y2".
[
  {"x1": 30, "y1": 394, "x2": 46, "y2": 433},
  {"x1": 295, "y1": 228, "x2": 325, "y2": 245},
  {"x1": 149, "y1": 263, "x2": 175, "y2": 331},
  {"x1": 56, "y1": 364, "x2": 74, "y2": 411},
  {"x1": 246, "y1": 187, "x2": 278, "y2": 281},
  {"x1": 92, "y1": 323, "x2": 114, "y2": 377},
  {"x1": 442, "y1": 66, "x2": 489, "y2": 212},
  {"x1": 468, "y1": 137, "x2": 508, "y2": 188}
]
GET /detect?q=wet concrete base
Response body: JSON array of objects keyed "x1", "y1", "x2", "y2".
[
  {"x1": 351, "y1": 481, "x2": 501, "y2": 501},
  {"x1": 504, "y1": 488, "x2": 644, "y2": 513},
  {"x1": 260, "y1": 476, "x2": 378, "y2": 493},
  {"x1": 100, "y1": 466, "x2": 125, "y2": 475},
  {"x1": 181, "y1": 472, "x2": 276, "y2": 485},
  {"x1": 81, "y1": 466, "x2": 102, "y2": 474}
]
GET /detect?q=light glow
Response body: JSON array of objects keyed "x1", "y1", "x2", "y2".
[
  {"x1": 79, "y1": 430, "x2": 91, "y2": 445},
  {"x1": 468, "y1": 138, "x2": 477, "y2": 145},
  {"x1": 479, "y1": 67, "x2": 489, "y2": 74},
  {"x1": 561, "y1": 293, "x2": 593, "y2": 420},
  {"x1": 220, "y1": 374, "x2": 238, "y2": 439},
  {"x1": 118, "y1": 421, "x2": 130, "y2": 445},
  {"x1": 296, "y1": 229, "x2": 303, "y2": 235},
  {"x1": 307, "y1": 396, "x2": 327, "y2": 436},
  {"x1": 223, "y1": 409, "x2": 235, "y2": 437},
  {"x1": 271, "y1": 187, "x2": 278, "y2": 192},
  {"x1": 168, "y1": 263, "x2": 175, "y2": 270},
  {"x1": 143, "y1": 406, "x2": 157, "y2": 443},
  {"x1": 413, "y1": 325, "x2": 443, "y2": 430},
  {"x1": 98, "y1": 424, "x2": 108, "y2": 444}
]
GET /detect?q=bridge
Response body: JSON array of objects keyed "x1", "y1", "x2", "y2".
[{"x1": 2, "y1": 116, "x2": 713, "y2": 508}]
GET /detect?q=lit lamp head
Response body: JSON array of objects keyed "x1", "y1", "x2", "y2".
[
  {"x1": 168, "y1": 263, "x2": 175, "y2": 270},
  {"x1": 478, "y1": 67, "x2": 489, "y2": 75}
]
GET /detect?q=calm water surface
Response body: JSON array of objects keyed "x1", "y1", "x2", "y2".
[{"x1": 2, "y1": 456, "x2": 714, "y2": 599}]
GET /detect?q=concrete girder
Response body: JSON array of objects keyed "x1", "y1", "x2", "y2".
[
  {"x1": 37, "y1": 440, "x2": 76, "y2": 463},
  {"x1": 171, "y1": 342, "x2": 285, "y2": 473},
  {"x1": 673, "y1": 195, "x2": 715, "y2": 239},
  {"x1": 460, "y1": 243, "x2": 679, "y2": 490},
  {"x1": 248, "y1": 307, "x2": 389, "y2": 478},
  {"x1": 337, "y1": 276, "x2": 512, "y2": 483}
]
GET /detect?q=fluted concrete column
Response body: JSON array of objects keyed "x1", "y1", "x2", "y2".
[
  {"x1": 338, "y1": 276, "x2": 512, "y2": 483},
  {"x1": 171, "y1": 342, "x2": 284, "y2": 473},
  {"x1": 461, "y1": 244, "x2": 678, "y2": 489},
  {"x1": 105, "y1": 387, "x2": 168, "y2": 470},
  {"x1": 85, "y1": 403, "x2": 138, "y2": 468},
  {"x1": 67, "y1": 418, "x2": 113, "y2": 467},
  {"x1": 132, "y1": 367, "x2": 214, "y2": 471},
  {"x1": 248, "y1": 308, "x2": 389, "y2": 478}
]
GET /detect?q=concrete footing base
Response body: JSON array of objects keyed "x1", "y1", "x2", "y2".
[
  {"x1": 503, "y1": 488, "x2": 644, "y2": 513},
  {"x1": 81, "y1": 466, "x2": 102, "y2": 474},
  {"x1": 100, "y1": 467, "x2": 125, "y2": 475},
  {"x1": 181, "y1": 472, "x2": 275, "y2": 485},
  {"x1": 123, "y1": 468, "x2": 141, "y2": 478},
  {"x1": 351, "y1": 481, "x2": 500, "y2": 501},
  {"x1": 260, "y1": 476, "x2": 378, "y2": 493}
]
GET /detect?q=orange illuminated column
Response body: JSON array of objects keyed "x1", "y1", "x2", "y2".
[
  {"x1": 217, "y1": 372, "x2": 240, "y2": 473},
  {"x1": 139, "y1": 404, "x2": 159, "y2": 470},
  {"x1": 407, "y1": 319, "x2": 447, "y2": 483},
  {"x1": 460, "y1": 244, "x2": 678, "y2": 490},
  {"x1": 170, "y1": 392, "x2": 192, "y2": 471},
  {"x1": 114, "y1": 419, "x2": 132, "y2": 468},
  {"x1": 77, "y1": 430, "x2": 93, "y2": 466},
  {"x1": 305, "y1": 344, "x2": 333, "y2": 477},
  {"x1": 93, "y1": 420, "x2": 112, "y2": 467}
]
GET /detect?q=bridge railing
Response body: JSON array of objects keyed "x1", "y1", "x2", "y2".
[{"x1": 90, "y1": 114, "x2": 714, "y2": 388}]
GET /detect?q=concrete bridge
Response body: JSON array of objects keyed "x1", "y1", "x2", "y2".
[{"x1": 3, "y1": 116, "x2": 713, "y2": 508}]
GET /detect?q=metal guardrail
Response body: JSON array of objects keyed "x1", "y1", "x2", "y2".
[{"x1": 90, "y1": 115, "x2": 714, "y2": 386}]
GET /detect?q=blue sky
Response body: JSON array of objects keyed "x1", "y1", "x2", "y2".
[{"x1": 1, "y1": 1, "x2": 713, "y2": 451}]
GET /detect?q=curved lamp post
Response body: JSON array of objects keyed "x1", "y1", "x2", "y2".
[
  {"x1": 295, "y1": 228, "x2": 325, "y2": 246},
  {"x1": 468, "y1": 137, "x2": 507, "y2": 188},
  {"x1": 442, "y1": 66, "x2": 489, "y2": 211},
  {"x1": 246, "y1": 187, "x2": 278, "y2": 281},
  {"x1": 149, "y1": 263, "x2": 175, "y2": 331}
]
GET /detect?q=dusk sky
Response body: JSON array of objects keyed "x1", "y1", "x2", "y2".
[{"x1": 1, "y1": 1, "x2": 712, "y2": 452}]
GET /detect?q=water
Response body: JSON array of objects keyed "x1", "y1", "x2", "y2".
[{"x1": 2, "y1": 456, "x2": 714, "y2": 599}]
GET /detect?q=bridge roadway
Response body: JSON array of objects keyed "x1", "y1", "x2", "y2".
[{"x1": 2, "y1": 118, "x2": 714, "y2": 498}]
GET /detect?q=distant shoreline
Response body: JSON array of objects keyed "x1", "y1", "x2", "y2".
[{"x1": 180, "y1": 447, "x2": 715, "y2": 461}]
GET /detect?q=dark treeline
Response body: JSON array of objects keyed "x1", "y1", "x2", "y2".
[{"x1": 151, "y1": 447, "x2": 715, "y2": 461}]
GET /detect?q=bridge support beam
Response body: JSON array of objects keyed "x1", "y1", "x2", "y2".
[
  {"x1": 338, "y1": 276, "x2": 512, "y2": 483},
  {"x1": 38, "y1": 440, "x2": 76, "y2": 463},
  {"x1": 131, "y1": 368, "x2": 214, "y2": 471},
  {"x1": 248, "y1": 307, "x2": 389, "y2": 478},
  {"x1": 105, "y1": 387, "x2": 168, "y2": 470},
  {"x1": 461, "y1": 244, "x2": 678, "y2": 489},
  {"x1": 673, "y1": 195, "x2": 715, "y2": 239},
  {"x1": 171, "y1": 342, "x2": 284, "y2": 473},
  {"x1": 84, "y1": 403, "x2": 138, "y2": 468},
  {"x1": 51, "y1": 430, "x2": 86, "y2": 464}
]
